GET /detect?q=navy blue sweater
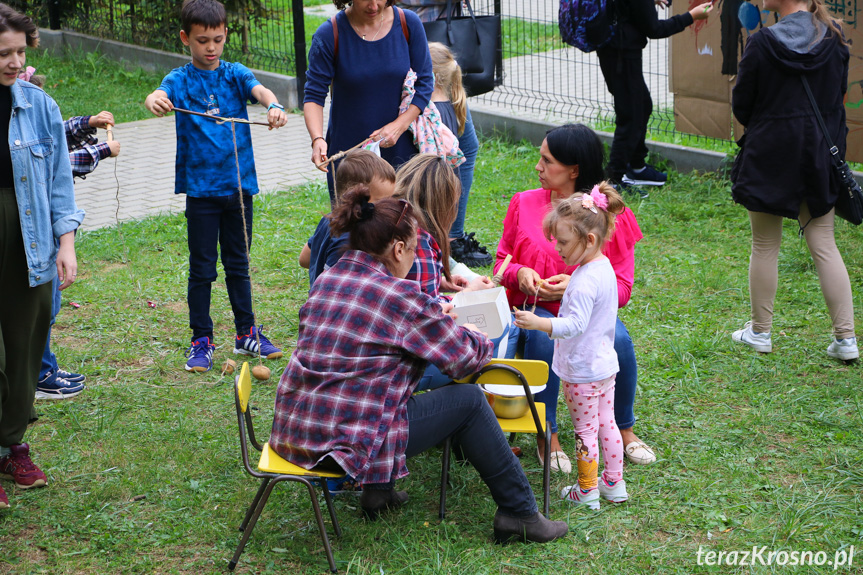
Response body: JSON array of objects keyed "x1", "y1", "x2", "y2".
[{"x1": 304, "y1": 7, "x2": 433, "y2": 167}]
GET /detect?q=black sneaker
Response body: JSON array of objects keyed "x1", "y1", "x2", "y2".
[
  {"x1": 451, "y1": 233, "x2": 493, "y2": 267},
  {"x1": 622, "y1": 164, "x2": 667, "y2": 187},
  {"x1": 613, "y1": 180, "x2": 649, "y2": 200}
]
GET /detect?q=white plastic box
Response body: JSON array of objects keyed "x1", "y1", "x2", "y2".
[{"x1": 451, "y1": 287, "x2": 510, "y2": 339}]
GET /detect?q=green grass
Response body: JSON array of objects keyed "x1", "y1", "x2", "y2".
[
  {"x1": 1, "y1": 131, "x2": 861, "y2": 573},
  {"x1": 502, "y1": 18, "x2": 565, "y2": 59}
]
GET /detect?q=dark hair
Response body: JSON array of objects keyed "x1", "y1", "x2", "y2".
[
  {"x1": 545, "y1": 124, "x2": 605, "y2": 193},
  {"x1": 330, "y1": 185, "x2": 416, "y2": 259},
  {"x1": 334, "y1": 149, "x2": 396, "y2": 200},
  {"x1": 181, "y1": 0, "x2": 227, "y2": 34},
  {"x1": 0, "y1": 4, "x2": 39, "y2": 48},
  {"x1": 333, "y1": 0, "x2": 395, "y2": 9}
]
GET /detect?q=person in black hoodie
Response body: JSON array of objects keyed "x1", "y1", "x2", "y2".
[
  {"x1": 598, "y1": 0, "x2": 712, "y2": 191},
  {"x1": 730, "y1": 0, "x2": 857, "y2": 361}
]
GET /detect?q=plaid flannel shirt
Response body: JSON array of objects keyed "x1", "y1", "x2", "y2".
[
  {"x1": 406, "y1": 228, "x2": 446, "y2": 302},
  {"x1": 64, "y1": 116, "x2": 112, "y2": 178},
  {"x1": 270, "y1": 250, "x2": 493, "y2": 484}
]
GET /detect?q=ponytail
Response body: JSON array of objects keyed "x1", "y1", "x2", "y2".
[
  {"x1": 329, "y1": 185, "x2": 416, "y2": 258},
  {"x1": 810, "y1": 0, "x2": 849, "y2": 46}
]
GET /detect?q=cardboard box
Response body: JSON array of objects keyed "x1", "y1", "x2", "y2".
[
  {"x1": 674, "y1": 96, "x2": 733, "y2": 140},
  {"x1": 451, "y1": 287, "x2": 510, "y2": 339}
]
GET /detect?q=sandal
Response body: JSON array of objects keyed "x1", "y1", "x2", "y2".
[
  {"x1": 624, "y1": 441, "x2": 656, "y2": 465},
  {"x1": 536, "y1": 447, "x2": 572, "y2": 474}
]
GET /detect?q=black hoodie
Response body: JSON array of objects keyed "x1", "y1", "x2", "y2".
[{"x1": 731, "y1": 12, "x2": 849, "y2": 219}]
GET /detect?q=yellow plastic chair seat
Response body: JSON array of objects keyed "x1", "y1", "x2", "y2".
[
  {"x1": 496, "y1": 401, "x2": 547, "y2": 435},
  {"x1": 258, "y1": 443, "x2": 345, "y2": 478}
]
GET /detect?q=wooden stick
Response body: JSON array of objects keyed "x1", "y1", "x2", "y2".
[
  {"x1": 173, "y1": 107, "x2": 271, "y2": 127},
  {"x1": 315, "y1": 138, "x2": 373, "y2": 169},
  {"x1": 492, "y1": 254, "x2": 512, "y2": 286},
  {"x1": 106, "y1": 124, "x2": 114, "y2": 142}
]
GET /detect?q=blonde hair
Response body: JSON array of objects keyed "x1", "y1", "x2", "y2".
[
  {"x1": 428, "y1": 42, "x2": 467, "y2": 136},
  {"x1": 394, "y1": 153, "x2": 461, "y2": 280},
  {"x1": 542, "y1": 181, "x2": 625, "y2": 253},
  {"x1": 810, "y1": 0, "x2": 848, "y2": 45}
]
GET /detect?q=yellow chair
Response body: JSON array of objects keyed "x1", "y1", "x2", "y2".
[
  {"x1": 439, "y1": 358, "x2": 551, "y2": 519},
  {"x1": 230, "y1": 362, "x2": 345, "y2": 573}
]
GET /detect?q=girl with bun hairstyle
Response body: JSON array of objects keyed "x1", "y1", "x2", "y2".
[{"x1": 271, "y1": 186, "x2": 567, "y2": 542}]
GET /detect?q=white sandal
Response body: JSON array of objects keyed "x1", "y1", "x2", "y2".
[
  {"x1": 536, "y1": 447, "x2": 572, "y2": 474},
  {"x1": 624, "y1": 441, "x2": 656, "y2": 465}
]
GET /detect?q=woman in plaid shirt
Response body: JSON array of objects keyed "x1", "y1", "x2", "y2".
[{"x1": 271, "y1": 186, "x2": 567, "y2": 542}]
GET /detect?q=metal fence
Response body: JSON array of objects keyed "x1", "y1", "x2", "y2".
[{"x1": 23, "y1": 0, "x2": 691, "y2": 140}]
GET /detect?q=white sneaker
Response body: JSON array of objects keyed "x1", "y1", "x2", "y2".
[
  {"x1": 827, "y1": 337, "x2": 859, "y2": 361},
  {"x1": 560, "y1": 484, "x2": 600, "y2": 510},
  {"x1": 598, "y1": 476, "x2": 628, "y2": 503},
  {"x1": 732, "y1": 321, "x2": 772, "y2": 353}
]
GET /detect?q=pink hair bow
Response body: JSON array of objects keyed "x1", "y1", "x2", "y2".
[
  {"x1": 18, "y1": 66, "x2": 36, "y2": 82},
  {"x1": 582, "y1": 185, "x2": 608, "y2": 213}
]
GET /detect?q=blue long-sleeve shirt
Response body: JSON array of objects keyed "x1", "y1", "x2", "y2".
[{"x1": 304, "y1": 6, "x2": 433, "y2": 168}]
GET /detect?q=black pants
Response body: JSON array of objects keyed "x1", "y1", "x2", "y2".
[
  {"x1": 597, "y1": 48, "x2": 652, "y2": 181},
  {"x1": 185, "y1": 194, "x2": 255, "y2": 341},
  {"x1": 0, "y1": 188, "x2": 52, "y2": 447}
]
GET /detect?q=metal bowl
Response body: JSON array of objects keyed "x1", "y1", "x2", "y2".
[{"x1": 480, "y1": 383, "x2": 547, "y2": 419}]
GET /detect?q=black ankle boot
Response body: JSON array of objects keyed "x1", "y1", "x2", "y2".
[
  {"x1": 360, "y1": 488, "x2": 409, "y2": 519},
  {"x1": 492, "y1": 511, "x2": 568, "y2": 543}
]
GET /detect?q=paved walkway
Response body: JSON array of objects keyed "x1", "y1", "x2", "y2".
[{"x1": 75, "y1": 106, "x2": 326, "y2": 231}]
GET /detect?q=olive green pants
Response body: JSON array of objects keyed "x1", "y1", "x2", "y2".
[{"x1": 0, "y1": 188, "x2": 52, "y2": 447}]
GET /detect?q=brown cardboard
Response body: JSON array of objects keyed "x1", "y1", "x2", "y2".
[
  {"x1": 674, "y1": 96, "x2": 733, "y2": 140},
  {"x1": 845, "y1": 119, "x2": 863, "y2": 163},
  {"x1": 670, "y1": 7, "x2": 729, "y2": 102}
]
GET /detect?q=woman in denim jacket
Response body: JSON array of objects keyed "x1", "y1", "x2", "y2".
[{"x1": 0, "y1": 4, "x2": 82, "y2": 510}]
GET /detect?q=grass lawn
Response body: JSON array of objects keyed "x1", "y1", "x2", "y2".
[{"x1": 2, "y1": 55, "x2": 862, "y2": 574}]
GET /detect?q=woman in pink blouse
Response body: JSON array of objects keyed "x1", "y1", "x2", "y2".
[
  {"x1": 496, "y1": 124, "x2": 656, "y2": 473},
  {"x1": 272, "y1": 186, "x2": 567, "y2": 542}
]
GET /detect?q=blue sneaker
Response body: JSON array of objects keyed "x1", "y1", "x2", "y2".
[
  {"x1": 185, "y1": 337, "x2": 215, "y2": 372},
  {"x1": 234, "y1": 326, "x2": 283, "y2": 359},
  {"x1": 622, "y1": 164, "x2": 667, "y2": 187},
  {"x1": 56, "y1": 368, "x2": 86, "y2": 384},
  {"x1": 35, "y1": 371, "x2": 85, "y2": 400}
]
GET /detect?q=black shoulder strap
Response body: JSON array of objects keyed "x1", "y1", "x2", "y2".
[{"x1": 801, "y1": 76, "x2": 841, "y2": 162}]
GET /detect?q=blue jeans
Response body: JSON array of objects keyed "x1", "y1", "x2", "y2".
[
  {"x1": 185, "y1": 194, "x2": 255, "y2": 341},
  {"x1": 39, "y1": 275, "x2": 62, "y2": 380},
  {"x1": 415, "y1": 323, "x2": 512, "y2": 392},
  {"x1": 613, "y1": 318, "x2": 637, "y2": 430},
  {"x1": 450, "y1": 108, "x2": 478, "y2": 240},
  {"x1": 406, "y1": 384, "x2": 538, "y2": 517}
]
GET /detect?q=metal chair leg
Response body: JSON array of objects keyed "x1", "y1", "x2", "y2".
[
  {"x1": 543, "y1": 426, "x2": 551, "y2": 517},
  {"x1": 320, "y1": 480, "x2": 342, "y2": 538},
  {"x1": 303, "y1": 480, "x2": 339, "y2": 573},
  {"x1": 229, "y1": 477, "x2": 280, "y2": 571},
  {"x1": 239, "y1": 478, "x2": 270, "y2": 532},
  {"x1": 439, "y1": 435, "x2": 452, "y2": 519}
]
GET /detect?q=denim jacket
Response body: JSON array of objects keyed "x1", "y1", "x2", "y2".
[{"x1": 9, "y1": 80, "x2": 83, "y2": 287}]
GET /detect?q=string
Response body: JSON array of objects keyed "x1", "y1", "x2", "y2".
[
  {"x1": 173, "y1": 107, "x2": 270, "y2": 127},
  {"x1": 522, "y1": 280, "x2": 542, "y2": 314},
  {"x1": 230, "y1": 121, "x2": 264, "y2": 370},
  {"x1": 315, "y1": 137, "x2": 373, "y2": 170}
]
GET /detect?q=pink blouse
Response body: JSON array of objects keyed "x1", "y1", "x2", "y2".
[{"x1": 494, "y1": 188, "x2": 643, "y2": 316}]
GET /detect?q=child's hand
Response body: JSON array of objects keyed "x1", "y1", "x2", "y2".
[
  {"x1": 513, "y1": 308, "x2": 553, "y2": 334},
  {"x1": 107, "y1": 140, "x2": 120, "y2": 157},
  {"x1": 267, "y1": 107, "x2": 287, "y2": 130},
  {"x1": 88, "y1": 111, "x2": 115, "y2": 129},
  {"x1": 441, "y1": 302, "x2": 457, "y2": 319},
  {"x1": 465, "y1": 275, "x2": 494, "y2": 292},
  {"x1": 145, "y1": 91, "x2": 174, "y2": 117},
  {"x1": 441, "y1": 275, "x2": 467, "y2": 293}
]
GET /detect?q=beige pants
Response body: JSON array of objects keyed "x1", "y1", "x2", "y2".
[{"x1": 748, "y1": 205, "x2": 855, "y2": 339}]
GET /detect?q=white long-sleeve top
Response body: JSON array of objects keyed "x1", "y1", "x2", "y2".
[{"x1": 549, "y1": 256, "x2": 619, "y2": 384}]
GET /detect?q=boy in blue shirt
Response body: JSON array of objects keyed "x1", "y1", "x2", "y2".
[{"x1": 145, "y1": 0, "x2": 288, "y2": 372}]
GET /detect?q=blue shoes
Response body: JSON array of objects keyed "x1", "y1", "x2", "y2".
[
  {"x1": 622, "y1": 164, "x2": 667, "y2": 187},
  {"x1": 185, "y1": 336, "x2": 215, "y2": 372},
  {"x1": 36, "y1": 370, "x2": 85, "y2": 400},
  {"x1": 234, "y1": 326, "x2": 283, "y2": 359}
]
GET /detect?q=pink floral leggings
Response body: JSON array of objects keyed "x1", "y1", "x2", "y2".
[{"x1": 563, "y1": 375, "x2": 624, "y2": 490}]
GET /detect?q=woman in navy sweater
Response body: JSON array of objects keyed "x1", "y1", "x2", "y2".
[{"x1": 304, "y1": 0, "x2": 433, "y2": 204}]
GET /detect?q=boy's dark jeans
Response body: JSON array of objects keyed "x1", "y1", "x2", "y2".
[{"x1": 185, "y1": 193, "x2": 255, "y2": 342}]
